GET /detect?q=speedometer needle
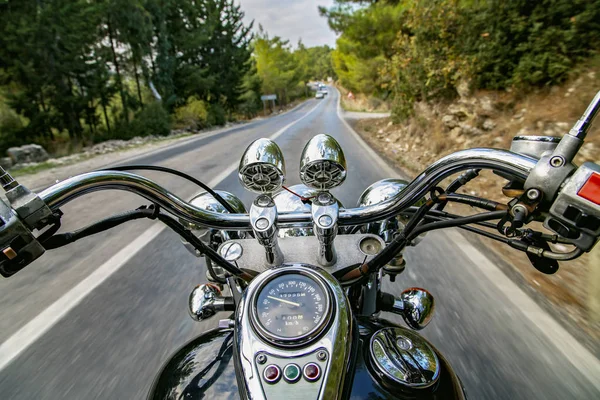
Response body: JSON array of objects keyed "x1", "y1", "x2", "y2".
[{"x1": 267, "y1": 296, "x2": 300, "y2": 307}]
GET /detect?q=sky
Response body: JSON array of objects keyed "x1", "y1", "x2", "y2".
[{"x1": 238, "y1": 0, "x2": 338, "y2": 48}]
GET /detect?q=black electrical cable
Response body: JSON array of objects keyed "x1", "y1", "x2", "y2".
[
  {"x1": 40, "y1": 204, "x2": 253, "y2": 281},
  {"x1": 419, "y1": 213, "x2": 510, "y2": 243},
  {"x1": 156, "y1": 213, "x2": 254, "y2": 281},
  {"x1": 436, "y1": 169, "x2": 481, "y2": 211},
  {"x1": 104, "y1": 165, "x2": 237, "y2": 213},
  {"x1": 407, "y1": 210, "x2": 508, "y2": 240},
  {"x1": 36, "y1": 211, "x2": 63, "y2": 243},
  {"x1": 442, "y1": 193, "x2": 504, "y2": 211},
  {"x1": 411, "y1": 208, "x2": 501, "y2": 230},
  {"x1": 42, "y1": 206, "x2": 157, "y2": 250},
  {"x1": 342, "y1": 209, "x2": 508, "y2": 283},
  {"x1": 340, "y1": 198, "x2": 437, "y2": 283},
  {"x1": 205, "y1": 258, "x2": 227, "y2": 284}
]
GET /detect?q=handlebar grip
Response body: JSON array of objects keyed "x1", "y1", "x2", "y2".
[{"x1": 0, "y1": 198, "x2": 45, "y2": 277}]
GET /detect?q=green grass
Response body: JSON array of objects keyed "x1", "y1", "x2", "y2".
[{"x1": 10, "y1": 161, "x2": 72, "y2": 177}]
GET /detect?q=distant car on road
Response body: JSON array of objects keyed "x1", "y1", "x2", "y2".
[{"x1": 315, "y1": 91, "x2": 325, "y2": 99}]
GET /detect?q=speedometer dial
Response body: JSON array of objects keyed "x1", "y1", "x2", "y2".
[{"x1": 252, "y1": 272, "x2": 331, "y2": 344}]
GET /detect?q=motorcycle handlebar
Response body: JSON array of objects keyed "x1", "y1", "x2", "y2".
[{"x1": 38, "y1": 148, "x2": 537, "y2": 230}]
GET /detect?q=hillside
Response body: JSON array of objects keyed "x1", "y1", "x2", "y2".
[{"x1": 349, "y1": 63, "x2": 600, "y2": 350}]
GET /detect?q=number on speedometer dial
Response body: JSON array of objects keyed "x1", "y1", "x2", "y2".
[{"x1": 254, "y1": 273, "x2": 329, "y2": 340}]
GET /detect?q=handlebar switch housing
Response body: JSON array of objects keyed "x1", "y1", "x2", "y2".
[
  {"x1": 546, "y1": 162, "x2": 600, "y2": 251},
  {"x1": 0, "y1": 198, "x2": 45, "y2": 277},
  {"x1": 0, "y1": 168, "x2": 53, "y2": 230}
]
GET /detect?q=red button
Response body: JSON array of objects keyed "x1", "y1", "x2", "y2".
[
  {"x1": 578, "y1": 172, "x2": 600, "y2": 205},
  {"x1": 263, "y1": 364, "x2": 281, "y2": 383},
  {"x1": 303, "y1": 362, "x2": 321, "y2": 381}
]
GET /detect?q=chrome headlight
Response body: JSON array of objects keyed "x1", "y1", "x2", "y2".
[
  {"x1": 180, "y1": 190, "x2": 247, "y2": 256},
  {"x1": 357, "y1": 178, "x2": 425, "y2": 244}
]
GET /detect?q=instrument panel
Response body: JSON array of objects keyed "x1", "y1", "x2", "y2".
[{"x1": 251, "y1": 271, "x2": 332, "y2": 345}]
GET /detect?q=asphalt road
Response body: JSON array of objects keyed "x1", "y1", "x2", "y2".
[{"x1": 0, "y1": 89, "x2": 598, "y2": 399}]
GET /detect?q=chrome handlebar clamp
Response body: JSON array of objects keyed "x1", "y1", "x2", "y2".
[
  {"x1": 250, "y1": 195, "x2": 284, "y2": 266},
  {"x1": 311, "y1": 192, "x2": 339, "y2": 267}
]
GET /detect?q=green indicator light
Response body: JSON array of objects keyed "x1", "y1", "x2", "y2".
[{"x1": 284, "y1": 364, "x2": 300, "y2": 382}]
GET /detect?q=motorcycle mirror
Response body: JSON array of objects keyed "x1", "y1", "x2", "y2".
[{"x1": 238, "y1": 138, "x2": 286, "y2": 193}]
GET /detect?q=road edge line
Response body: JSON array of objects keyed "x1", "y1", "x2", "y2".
[{"x1": 0, "y1": 99, "x2": 324, "y2": 372}]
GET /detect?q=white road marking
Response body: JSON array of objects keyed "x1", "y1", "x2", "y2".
[
  {"x1": 0, "y1": 99, "x2": 324, "y2": 372},
  {"x1": 334, "y1": 88, "x2": 405, "y2": 179},
  {"x1": 340, "y1": 91, "x2": 600, "y2": 389},
  {"x1": 447, "y1": 230, "x2": 600, "y2": 391}
]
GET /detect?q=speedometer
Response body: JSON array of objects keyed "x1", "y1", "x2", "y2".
[{"x1": 251, "y1": 271, "x2": 332, "y2": 345}]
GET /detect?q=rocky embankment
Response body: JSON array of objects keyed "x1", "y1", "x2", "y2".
[{"x1": 352, "y1": 85, "x2": 600, "y2": 353}]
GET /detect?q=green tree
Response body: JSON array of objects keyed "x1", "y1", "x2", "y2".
[
  {"x1": 320, "y1": 0, "x2": 404, "y2": 95},
  {"x1": 254, "y1": 27, "x2": 302, "y2": 105}
]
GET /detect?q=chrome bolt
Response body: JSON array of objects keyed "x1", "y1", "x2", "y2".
[
  {"x1": 317, "y1": 192, "x2": 332, "y2": 204},
  {"x1": 255, "y1": 217, "x2": 269, "y2": 230},
  {"x1": 316, "y1": 350, "x2": 327, "y2": 361},
  {"x1": 511, "y1": 204, "x2": 528, "y2": 218},
  {"x1": 256, "y1": 354, "x2": 267, "y2": 364},
  {"x1": 526, "y1": 188, "x2": 540, "y2": 200},
  {"x1": 256, "y1": 195, "x2": 271, "y2": 207},
  {"x1": 550, "y1": 156, "x2": 565, "y2": 168},
  {"x1": 219, "y1": 241, "x2": 243, "y2": 262},
  {"x1": 318, "y1": 214, "x2": 333, "y2": 227}
]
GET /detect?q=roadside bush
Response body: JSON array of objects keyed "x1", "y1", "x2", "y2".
[
  {"x1": 206, "y1": 103, "x2": 226, "y2": 126},
  {"x1": 115, "y1": 102, "x2": 171, "y2": 139},
  {"x1": 0, "y1": 106, "x2": 25, "y2": 153},
  {"x1": 386, "y1": 1, "x2": 472, "y2": 120},
  {"x1": 238, "y1": 92, "x2": 262, "y2": 119},
  {"x1": 174, "y1": 96, "x2": 208, "y2": 129},
  {"x1": 468, "y1": 0, "x2": 600, "y2": 89},
  {"x1": 392, "y1": 0, "x2": 600, "y2": 120}
]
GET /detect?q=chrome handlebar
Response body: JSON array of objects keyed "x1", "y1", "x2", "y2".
[{"x1": 39, "y1": 148, "x2": 538, "y2": 230}]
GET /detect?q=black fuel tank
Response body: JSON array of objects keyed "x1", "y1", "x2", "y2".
[
  {"x1": 350, "y1": 318, "x2": 467, "y2": 399},
  {"x1": 148, "y1": 327, "x2": 239, "y2": 400},
  {"x1": 148, "y1": 318, "x2": 465, "y2": 400}
]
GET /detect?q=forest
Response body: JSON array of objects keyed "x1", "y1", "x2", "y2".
[
  {"x1": 321, "y1": 0, "x2": 600, "y2": 121},
  {"x1": 0, "y1": 0, "x2": 335, "y2": 155}
]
